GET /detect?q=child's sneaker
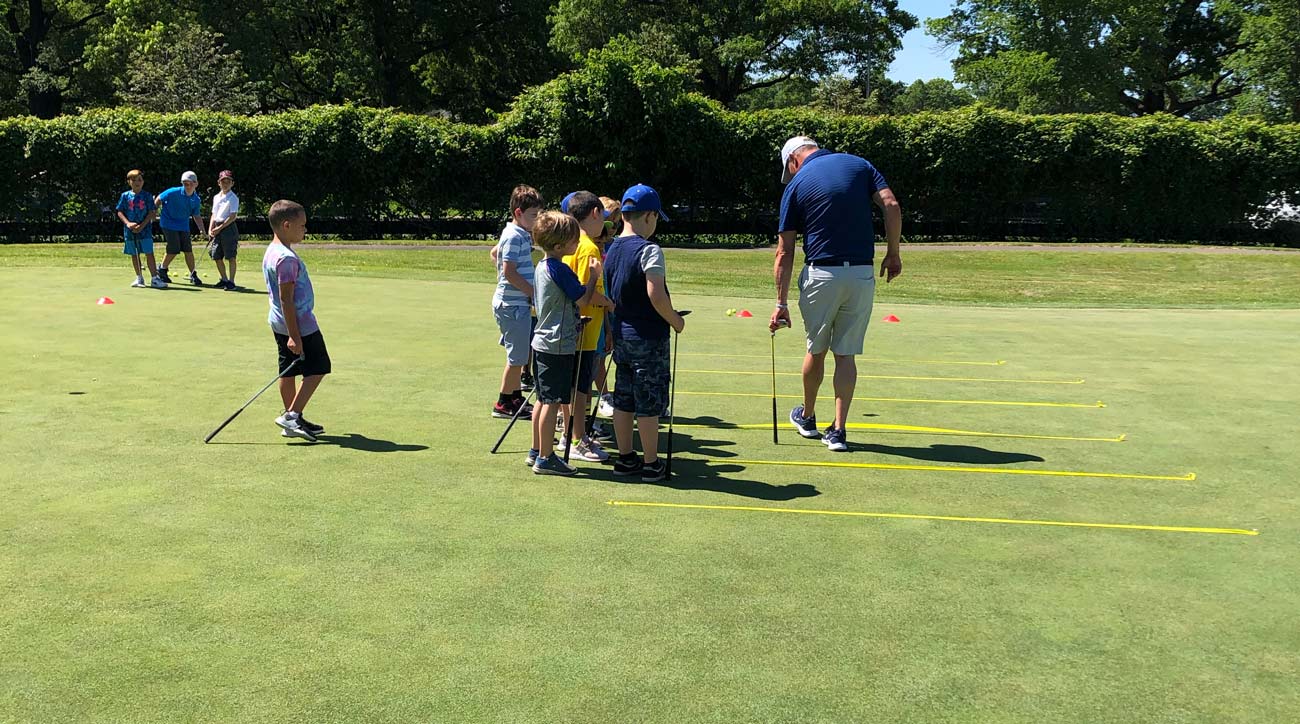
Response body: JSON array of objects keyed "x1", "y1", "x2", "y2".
[
  {"x1": 275, "y1": 411, "x2": 317, "y2": 442},
  {"x1": 790, "y1": 405, "x2": 821, "y2": 439},
  {"x1": 532, "y1": 455, "x2": 576, "y2": 476},
  {"x1": 298, "y1": 416, "x2": 325, "y2": 435},
  {"x1": 524, "y1": 449, "x2": 539, "y2": 467},
  {"x1": 613, "y1": 453, "x2": 643, "y2": 477},
  {"x1": 597, "y1": 393, "x2": 615, "y2": 419},
  {"x1": 822, "y1": 426, "x2": 848, "y2": 452},
  {"x1": 555, "y1": 411, "x2": 566, "y2": 433},
  {"x1": 151, "y1": 276, "x2": 167, "y2": 289},
  {"x1": 157, "y1": 267, "x2": 172, "y2": 283},
  {"x1": 131, "y1": 276, "x2": 145, "y2": 288},
  {"x1": 572, "y1": 437, "x2": 609, "y2": 462},
  {"x1": 189, "y1": 270, "x2": 203, "y2": 286},
  {"x1": 641, "y1": 458, "x2": 667, "y2": 482},
  {"x1": 224, "y1": 280, "x2": 239, "y2": 291},
  {"x1": 492, "y1": 399, "x2": 528, "y2": 419}
]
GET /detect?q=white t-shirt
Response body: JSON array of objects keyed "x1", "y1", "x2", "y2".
[{"x1": 211, "y1": 190, "x2": 240, "y2": 223}]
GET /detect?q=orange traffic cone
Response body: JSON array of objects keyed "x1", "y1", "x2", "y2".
[{"x1": 97, "y1": 297, "x2": 115, "y2": 305}]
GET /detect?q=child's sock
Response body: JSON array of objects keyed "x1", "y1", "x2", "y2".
[
  {"x1": 512, "y1": 390, "x2": 525, "y2": 402},
  {"x1": 498, "y1": 393, "x2": 512, "y2": 405}
]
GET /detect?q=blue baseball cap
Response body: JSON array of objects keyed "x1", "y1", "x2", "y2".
[
  {"x1": 561, "y1": 191, "x2": 610, "y2": 218},
  {"x1": 620, "y1": 184, "x2": 670, "y2": 221}
]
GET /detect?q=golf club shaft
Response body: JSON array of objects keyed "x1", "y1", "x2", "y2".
[
  {"x1": 204, "y1": 357, "x2": 301, "y2": 443},
  {"x1": 667, "y1": 310, "x2": 688, "y2": 480},
  {"x1": 490, "y1": 385, "x2": 536, "y2": 454},
  {"x1": 771, "y1": 332, "x2": 778, "y2": 445},
  {"x1": 562, "y1": 318, "x2": 591, "y2": 463}
]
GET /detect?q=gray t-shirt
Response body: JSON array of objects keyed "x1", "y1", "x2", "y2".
[{"x1": 531, "y1": 257, "x2": 585, "y2": 355}]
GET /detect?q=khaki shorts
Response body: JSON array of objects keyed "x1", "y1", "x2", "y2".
[{"x1": 798, "y1": 263, "x2": 876, "y2": 356}]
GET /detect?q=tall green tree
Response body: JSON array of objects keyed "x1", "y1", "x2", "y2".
[
  {"x1": 118, "y1": 26, "x2": 258, "y2": 113},
  {"x1": 928, "y1": 0, "x2": 1256, "y2": 117},
  {"x1": 1229, "y1": 0, "x2": 1300, "y2": 121},
  {"x1": 1, "y1": 0, "x2": 112, "y2": 117},
  {"x1": 891, "y1": 78, "x2": 974, "y2": 113},
  {"x1": 550, "y1": 0, "x2": 917, "y2": 107}
]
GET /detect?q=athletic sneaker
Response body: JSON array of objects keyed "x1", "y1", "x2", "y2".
[
  {"x1": 224, "y1": 280, "x2": 239, "y2": 291},
  {"x1": 790, "y1": 405, "x2": 821, "y2": 439},
  {"x1": 597, "y1": 393, "x2": 615, "y2": 418},
  {"x1": 275, "y1": 411, "x2": 318, "y2": 442},
  {"x1": 298, "y1": 416, "x2": 325, "y2": 435},
  {"x1": 590, "y1": 420, "x2": 615, "y2": 443},
  {"x1": 613, "y1": 453, "x2": 643, "y2": 477},
  {"x1": 189, "y1": 271, "x2": 203, "y2": 286},
  {"x1": 524, "y1": 449, "x2": 539, "y2": 467},
  {"x1": 641, "y1": 458, "x2": 667, "y2": 482},
  {"x1": 572, "y1": 437, "x2": 609, "y2": 462},
  {"x1": 492, "y1": 399, "x2": 532, "y2": 419},
  {"x1": 533, "y1": 455, "x2": 576, "y2": 476},
  {"x1": 131, "y1": 276, "x2": 145, "y2": 288},
  {"x1": 157, "y1": 268, "x2": 172, "y2": 284},
  {"x1": 151, "y1": 276, "x2": 167, "y2": 289},
  {"x1": 822, "y1": 426, "x2": 848, "y2": 452}
]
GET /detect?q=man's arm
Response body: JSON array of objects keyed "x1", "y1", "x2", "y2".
[
  {"x1": 873, "y1": 188, "x2": 902, "y2": 282},
  {"x1": 770, "y1": 230, "x2": 797, "y2": 332},
  {"x1": 502, "y1": 261, "x2": 534, "y2": 298},
  {"x1": 279, "y1": 281, "x2": 302, "y2": 354}
]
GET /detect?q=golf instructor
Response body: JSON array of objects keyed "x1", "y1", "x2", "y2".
[{"x1": 769, "y1": 136, "x2": 902, "y2": 452}]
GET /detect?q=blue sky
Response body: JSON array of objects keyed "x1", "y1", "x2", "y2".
[{"x1": 888, "y1": 0, "x2": 956, "y2": 83}]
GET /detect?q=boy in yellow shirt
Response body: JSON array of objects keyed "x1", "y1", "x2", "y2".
[{"x1": 561, "y1": 190, "x2": 614, "y2": 462}]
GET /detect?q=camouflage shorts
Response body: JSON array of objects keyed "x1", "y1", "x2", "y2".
[{"x1": 612, "y1": 336, "x2": 671, "y2": 418}]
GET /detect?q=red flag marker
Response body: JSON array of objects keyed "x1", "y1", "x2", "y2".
[
  {"x1": 97, "y1": 297, "x2": 115, "y2": 305},
  {"x1": 882, "y1": 314, "x2": 900, "y2": 323},
  {"x1": 738, "y1": 309, "x2": 753, "y2": 318}
]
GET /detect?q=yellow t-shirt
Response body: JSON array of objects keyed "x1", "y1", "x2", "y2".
[{"x1": 563, "y1": 232, "x2": 604, "y2": 352}]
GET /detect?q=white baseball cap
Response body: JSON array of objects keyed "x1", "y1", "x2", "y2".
[
  {"x1": 181, "y1": 171, "x2": 198, "y2": 183},
  {"x1": 780, "y1": 136, "x2": 818, "y2": 184}
]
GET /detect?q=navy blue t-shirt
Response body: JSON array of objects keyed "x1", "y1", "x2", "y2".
[
  {"x1": 778, "y1": 149, "x2": 889, "y2": 266},
  {"x1": 604, "y1": 234, "x2": 670, "y2": 342}
]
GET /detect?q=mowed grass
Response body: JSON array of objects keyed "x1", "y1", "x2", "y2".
[
  {"x1": 2, "y1": 254, "x2": 1299, "y2": 722},
  {"x1": 3, "y1": 242, "x2": 1300, "y2": 307}
]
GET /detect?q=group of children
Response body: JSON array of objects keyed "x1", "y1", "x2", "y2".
[
  {"x1": 491, "y1": 183, "x2": 686, "y2": 481},
  {"x1": 115, "y1": 169, "x2": 243, "y2": 291}
]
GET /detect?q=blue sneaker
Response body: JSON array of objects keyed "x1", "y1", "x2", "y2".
[
  {"x1": 532, "y1": 454, "x2": 577, "y2": 476},
  {"x1": 524, "y1": 449, "x2": 538, "y2": 467},
  {"x1": 822, "y1": 426, "x2": 848, "y2": 452},
  {"x1": 790, "y1": 405, "x2": 821, "y2": 439}
]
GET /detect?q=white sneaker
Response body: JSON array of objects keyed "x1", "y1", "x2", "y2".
[
  {"x1": 275, "y1": 411, "x2": 318, "y2": 442},
  {"x1": 572, "y1": 438, "x2": 610, "y2": 462},
  {"x1": 598, "y1": 394, "x2": 615, "y2": 418},
  {"x1": 151, "y1": 276, "x2": 167, "y2": 289},
  {"x1": 131, "y1": 276, "x2": 145, "y2": 288}
]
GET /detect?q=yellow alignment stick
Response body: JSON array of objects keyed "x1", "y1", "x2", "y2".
[
  {"x1": 674, "y1": 390, "x2": 1106, "y2": 409},
  {"x1": 681, "y1": 369, "x2": 1086, "y2": 385},
  {"x1": 680, "y1": 352, "x2": 1008, "y2": 367},
  {"x1": 607, "y1": 501, "x2": 1258, "y2": 537},
  {"x1": 671, "y1": 421, "x2": 1125, "y2": 443},
  {"x1": 704, "y1": 457, "x2": 1195, "y2": 481}
]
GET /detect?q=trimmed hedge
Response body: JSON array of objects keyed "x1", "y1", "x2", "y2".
[{"x1": 2, "y1": 50, "x2": 1298, "y2": 242}]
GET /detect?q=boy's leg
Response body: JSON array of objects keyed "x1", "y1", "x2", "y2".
[
  {"x1": 279, "y1": 378, "x2": 297, "y2": 410},
  {"x1": 614, "y1": 410, "x2": 636, "y2": 456},
  {"x1": 183, "y1": 251, "x2": 197, "y2": 273},
  {"x1": 228, "y1": 257, "x2": 237, "y2": 284},
  {"x1": 637, "y1": 416, "x2": 661, "y2": 463},
  {"x1": 611, "y1": 342, "x2": 637, "y2": 456},
  {"x1": 536, "y1": 402, "x2": 560, "y2": 459},
  {"x1": 145, "y1": 253, "x2": 158, "y2": 275},
  {"x1": 130, "y1": 251, "x2": 143, "y2": 276},
  {"x1": 289, "y1": 375, "x2": 323, "y2": 414},
  {"x1": 215, "y1": 257, "x2": 229, "y2": 281}
]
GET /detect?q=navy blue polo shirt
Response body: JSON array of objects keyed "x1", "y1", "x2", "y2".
[{"x1": 778, "y1": 149, "x2": 890, "y2": 266}]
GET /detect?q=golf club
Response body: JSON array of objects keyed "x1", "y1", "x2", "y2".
[
  {"x1": 204, "y1": 356, "x2": 303, "y2": 443},
  {"x1": 489, "y1": 385, "x2": 537, "y2": 454},
  {"x1": 666, "y1": 310, "x2": 691, "y2": 480},
  {"x1": 771, "y1": 318, "x2": 789, "y2": 444},
  {"x1": 562, "y1": 316, "x2": 593, "y2": 463}
]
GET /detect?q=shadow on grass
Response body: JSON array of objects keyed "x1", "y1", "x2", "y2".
[
  {"x1": 287, "y1": 433, "x2": 428, "y2": 452},
  {"x1": 853, "y1": 442, "x2": 1043, "y2": 465},
  {"x1": 604, "y1": 458, "x2": 820, "y2": 501}
]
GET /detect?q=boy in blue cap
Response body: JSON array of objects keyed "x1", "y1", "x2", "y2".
[{"x1": 603, "y1": 184, "x2": 685, "y2": 483}]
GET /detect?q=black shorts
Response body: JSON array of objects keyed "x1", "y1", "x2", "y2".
[
  {"x1": 534, "y1": 351, "x2": 575, "y2": 404},
  {"x1": 576, "y1": 350, "x2": 597, "y2": 395},
  {"x1": 208, "y1": 224, "x2": 239, "y2": 260},
  {"x1": 274, "y1": 330, "x2": 332, "y2": 378},
  {"x1": 163, "y1": 229, "x2": 192, "y2": 254}
]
